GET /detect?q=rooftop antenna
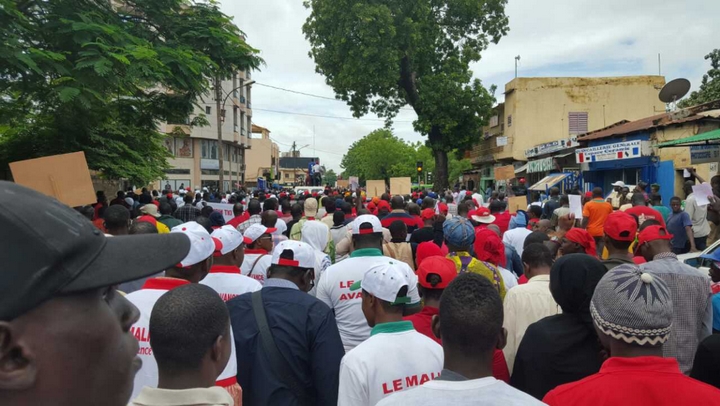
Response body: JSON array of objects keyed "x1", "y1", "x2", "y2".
[
  {"x1": 514, "y1": 55, "x2": 521, "y2": 78},
  {"x1": 658, "y1": 78, "x2": 690, "y2": 112}
]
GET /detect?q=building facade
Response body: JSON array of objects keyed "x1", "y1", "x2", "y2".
[
  {"x1": 279, "y1": 155, "x2": 318, "y2": 187},
  {"x1": 157, "y1": 70, "x2": 254, "y2": 192},
  {"x1": 244, "y1": 124, "x2": 279, "y2": 187},
  {"x1": 467, "y1": 76, "x2": 667, "y2": 191}
]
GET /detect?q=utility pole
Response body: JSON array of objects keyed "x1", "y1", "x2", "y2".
[
  {"x1": 215, "y1": 76, "x2": 225, "y2": 192},
  {"x1": 292, "y1": 141, "x2": 297, "y2": 186},
  {"x1": 514, "y1": 55, "x2": 521, "y2": 78}
]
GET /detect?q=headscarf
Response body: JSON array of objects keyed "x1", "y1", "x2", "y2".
[
  {"x1": 474, "y1": 228, "x2": 507, "y2": 267},
  {"x1": 550, "y1": 254, "x2": 607, "y2": 327},
  {"x1": 301, "y1": 220, "x2": 329, "y2": 252},
  {"x1": 565, "y1": 228, "x2": 596, "y2": 256},
  {"x1": 416, "y1": 241, "x2": 444, "y2": 267}
]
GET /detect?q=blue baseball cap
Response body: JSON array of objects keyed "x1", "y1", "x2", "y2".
[
  {"x1": 443, "y1": 217, "x2": 475, "y2": 248},
  {"x1": 700, "y1": 250, "x2": 720, "y2": 263}
]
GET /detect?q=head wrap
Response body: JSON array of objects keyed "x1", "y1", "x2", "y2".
[
  {"x1": 565, "y1": 228, "x2": 597, "y2": 256},
  {"x1": 208, "y1": 211, "x2": 225, "y2": 228},
  {"x1": 474, "y1": 228, "x2": 507, "y2": 267},
  {"x1": 591, "y1": 264, "x2": 672, "y2": 346}
]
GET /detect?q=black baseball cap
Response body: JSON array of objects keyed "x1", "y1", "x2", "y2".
[{"x1": 0, "y1": 181, "x2": 191, "y2": 321}]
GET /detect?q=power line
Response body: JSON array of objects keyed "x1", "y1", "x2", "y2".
[
  {"x1": 251, "y1": 107, "x2": 414, "y2": 123},
  {"x1": 255, "y1": 82, "x2": 416, "y2": 112}
]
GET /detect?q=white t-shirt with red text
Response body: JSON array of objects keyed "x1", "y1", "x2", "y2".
[
  {"x1": 240, "y1": 249, "x2": 272, "y2": 285},
  {"x1": 316, "y1": 250, "x2": 421, "y2": 352},
  {"x1": 125, "y1": 277, "x2": 238, "y2": 401},
  {"x1": 201, "y1": 265, "x2": 262, "y2": 301},
  {"x1": 338, "y1": 321, "x2": 443, "y2": 406}
]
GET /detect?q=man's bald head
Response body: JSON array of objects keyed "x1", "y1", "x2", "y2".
[
  {"x1": 391, "y1": 195, "x2": 405, "y2": 210},
  {"x1": 261, "y1": 210, "x2": 278, "y2": 228}
]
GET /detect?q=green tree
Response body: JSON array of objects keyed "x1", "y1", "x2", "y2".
[
  {"x1": 303, "y1": 0, "x2": 507, "y2": 190},
  {"x1": 679, "y1": 49, "x2": 720, "y2": 108},
  {"x1": 324, "y1": 168, "x2": 338, "y2": 186},
  {"x1": 0, "y1": 0, "x2": 261, "y2": 184}
]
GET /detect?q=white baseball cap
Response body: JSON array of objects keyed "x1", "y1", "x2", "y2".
[
  {"x1": 271, "y1": 240, "x2": 315, "y2": 269},
  {"x1": 211, "y1": 225, "x2": 251, "y2": 256},
  {"x1": 170, "y1": 222, "x2": 217, "y2": 267},
  {"x1": 351, "y1": 215, "x2": 383, "y2": 235},
  {"x1": 244, "y1": 224, "x2": 277, "y2": 243},
  {"x1": 612, "y1": 181, "x2": 626, "y2": 187},
  {"x1": 139, "y1": 204, "x2": 161, "y2": 218},
  {"x1": 349, "y1": 260, "x2": 411, "y2": 305}
]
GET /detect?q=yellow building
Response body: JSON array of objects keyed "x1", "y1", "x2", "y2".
[
  {"x1": 467, "y1": 76, "x2": 667, "y2": 190},
  {"x1": 245, "y1": 124, "x2": 280, "y2": 187},
  {"x1": 156, "y1": 70, "x2": 254, "y2": 192}
]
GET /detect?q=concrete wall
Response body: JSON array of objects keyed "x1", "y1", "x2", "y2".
[{"x1": 484, "y1": 76, "x2": 667, "y2": 162}]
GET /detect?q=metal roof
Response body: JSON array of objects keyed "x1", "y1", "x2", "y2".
[{"x1": 657, "y1": 128, "x2": 720, "y2": 148}]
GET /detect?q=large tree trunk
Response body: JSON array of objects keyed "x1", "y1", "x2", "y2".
[{"x1": 428, "y1": 126, "x2": 449, "y2": 191}]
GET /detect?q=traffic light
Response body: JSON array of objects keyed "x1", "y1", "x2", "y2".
[
  {"x1": 427, "y1": 172, "x2": 433, "y2": 184},
  {"x1": 416, "y1": 161, "x2": 423, "y2": 173}
]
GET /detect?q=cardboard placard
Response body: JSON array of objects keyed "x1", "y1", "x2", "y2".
[
  {"x1": 389, "y1": 177, "x2": 412, "y2": 196},
  {"x1": 494, "y1": 165, "x2": 516, "y2": 181},
  {"x1": 366, "y1": 180, "x2": 386, "y2": 198},
  {"x1": 507, "y1": 196, "x2": 527, "y2": 214},
  {"x1": 336, "y1": 179, "x2": 349, "y2": 189},
  {"x1": 10, "y1": 151, "x2": 96, "y2": 207},
  {"x1": 349, "y1": 176, "x2": 359, "y2": 191}
]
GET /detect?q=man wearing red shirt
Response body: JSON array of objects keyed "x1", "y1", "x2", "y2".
[
  {"x1": 544, "y1": 264, "x2": 720, "y2": 405},
  {"x1": 624, "y1": 193, "x2": 666, "y2": 228},
  {"x1": 404, "y1": 256, "x2": 510, "y2": 383},
  {"x1": 226, "y1": 202, "x2": 249, "y2": 229},
  {"x1": 490, "y1": 200, "x2": 511, "y2": 235}
]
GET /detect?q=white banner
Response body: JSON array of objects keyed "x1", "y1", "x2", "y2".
[
  {"x1": 207, "y1": 203, "x2": 235, "y2": 223},
  {"x1": 575, "y1": 140, "x2": 643, "y2": 163}
]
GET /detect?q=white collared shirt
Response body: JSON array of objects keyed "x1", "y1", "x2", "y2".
[
  {"x1": 502, "y1": 274, "x2": 560, "y2": 374},
  {"x1": 129, "y1": 386, "x2": 233, "y2": 406}
]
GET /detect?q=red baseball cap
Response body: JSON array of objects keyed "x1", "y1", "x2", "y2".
[
  {"x1": 635, "y1": 225, "x2": 673, "y2": 254},
  {"x1": 438, "y1": 203, "x2": 449, "y2": 215},
  {"x1": 417, "y1": 256, "x2": 457, "y2": 289},
  {"x1": 421, "y1": 208, "x2": 435, "y2": 220},
  {"x1": 604, "y1": 211, "x2": 638, "y2": 242},
  {"x1": 377, "y1": 200, "x2": 391, "y2": 211}
]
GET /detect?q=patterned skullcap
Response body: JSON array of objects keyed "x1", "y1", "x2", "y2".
[{"x1": 591, "y1": 264, "x2": 673, "y2": 346}]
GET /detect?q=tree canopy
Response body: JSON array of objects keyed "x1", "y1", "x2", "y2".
[
  {"x1": 324, "y1": 168, "x2": 338, "y2": 186},
  {"x1": 341, "y1": 128, "x2": 471, "y2": 185},
  {"x1": 0, "y1": 0, "x2": 261, "y2": 184},
  {"x1": 303, "y1": 0, "x2": 508, "y2": 190},
  {"x1": 679, "y1": 49, "x2": 720, "y2": 109}
]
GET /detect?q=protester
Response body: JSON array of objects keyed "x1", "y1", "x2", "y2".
[
  {"x1": 560, "y1": 228, "x2": 596, "y2": 257},
  {"x1": 581, "y1": 187, "x2": 613, "y2": 256},
  {"x1": 380, "y1": 195, "x2": 422, "y2": 236},
  {"x1": 503, "y1": 243, "x2": 560, "y2": 375},
  {"x1": 701, "y1": 250, "x2": 720, "y2": 333},
  {"x1": 262, "y1": 209, "x2": 287, "y2": 247},
  {"x1": 290, "y1": 198, "x2": 335, "y2": 259},
  {"x1": 474, "y1": 227, "x2": 518, "y2": 290},
  {"x1": 226, "y1": 202, "x2": 248, "y2": 230},
  {"x1": 105, "y1": 204, "x2": 131, "y2": 236},
  {"x1": 201, "y1": 225, "x2": 261, "y2": 301},
  {"x1": 512, "y1": 254, "x2": 607, "y2": 399},
  {"x1": 230, "y1": 240, "x2": 344, "y2": 405},
  {"x1": 128, "y1": 284, "x2": 234, "y2": 406},
  {"x1": 635, "y1": 225, "x2": 712, "y2": 373},
  {"x1": 174, "y1": 194, "x2": 201, "y2": 222},
  {"x1": 240, "y1": 223, "x2": 275, "y2": 285},
  {"x1": 666, "y1": 195, "x2": 698, "y2": 254},
  {"x1": 490, "y1": 200, "x2": 512, "y2": 234},
  {"x1": 377, "y1": 273, "x2": 544, "y2": 405},
  {"x1": 543, "y1": 265, "x2": 720, "y2": 405},
  {"x1": 237, "y1": 199, "x2": 262, "y2": 233},
  {"x1": 470, "y1": 207, "x2": 496, "y2": 229},
  {"x1": 126, "y1": 222, "x2": 241, "y2": 403},
  {"x1": 157, "y1": 202, "x2": 183, "y2": 230},
  {"x1": 691, "y1": 335, "x2": 720, "y2": 389},
  {"x1": 444, "y1": 216, "x2": 507, "y2": 300},
  {"x1": 301, "y1": 220, "x2": 333, "y2": 294},
  {"x1": 383, "y1": 220, "x2": 415, "y2": 269},
  {"x1": 410, "y1": 208, "x2": 436, "y2": 244},
  {"x1": 649, "y1": 193, "x2": 671, "y2": 223},
  {"x1": 338, "y1": 261, "x2": 444, "y2": 406},
  {"x1": 550, "y1": 195, "x2": 571, "y2": 229},
  {"x1": 624, "y1": 192, "x2": 666, "y2": 227},
  {"x1": 542, "y1": 187, "x2": 562, "y2": 220},
  {"x1": 285, "y1": 203, "x2": 303, "y2": 238},
  {"x1": 601, "y1": 211, "x2": 638, "y2": 271},
  {"x1": 415, "y1": 240, "x2": 447, "y2": 268},
  {"x1": 0, "y1": 182, "x2": 191, "y2": 406},
  {"x1": 503, "y1": 216, "x2": 533, "y2": 257},
  {"x1": 607, "y1": 181, "x2": 625, "y2": 210},
  {"x1": 316, "y1": 215, "x2": 421, "y2": 352},
  {"x1": 486, "y1": 224, "x2": 523, "y2": 278},
  {"x1": 685, "y1": 177, "x2": 711, "y2": 250}
]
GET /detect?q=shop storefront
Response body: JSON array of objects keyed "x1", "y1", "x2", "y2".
[{"x1": 525, "y1": 137, "x2": 581, "y2": 194}]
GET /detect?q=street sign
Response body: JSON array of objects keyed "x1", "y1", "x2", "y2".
[
  {"x1": 690, "y1": 145, "x2": 720, "y2": 165},
  {"x1": 575, "y1": 140, "x2": 643, "y2": 163}
]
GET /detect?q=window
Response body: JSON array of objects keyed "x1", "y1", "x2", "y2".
[
  {"x1": 569, "y1": 112, "x2": 588, "y2": 135},
  {"x1": 201, "y1": 140, "x2": 218, "y2": 159},
  {"x1": 205, "y1": 106, "x2": 212, "y2": 115},
  {"x1": 285, "y1": 173, "x2": 290, "y2": 179},
  {"x1": 508, "y1": 115, "x2": 512, "y2": 127},
  {"x1": 489, "y1": 115, "x2": 499, "y2": 127}
]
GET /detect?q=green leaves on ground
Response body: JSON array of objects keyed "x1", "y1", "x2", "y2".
[{"x1": 0, "y1": 0, "x2": 262, "y2": 184}]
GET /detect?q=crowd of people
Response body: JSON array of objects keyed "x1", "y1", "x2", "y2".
[{"x1": 4, "y1": 170, "x2": 720, "y2": 406}]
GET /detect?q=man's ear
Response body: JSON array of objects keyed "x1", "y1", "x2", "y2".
[
  {"x1": 0, "y1": 323, "x2": 36, "y2": 390},
  {"x1": 210, "y1": 334, "x2": 224, "y2": 363},
  {"x1": 496, "y1": 327, "x2": 507, "y2": 351},
  {"x1": 431, "y1": 314, "x2": 441, "y2": 340}
]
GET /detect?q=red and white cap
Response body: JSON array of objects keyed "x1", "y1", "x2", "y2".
[
  {"x1": 170, "y1": 222, "x2": 217, "y2": 267},
  {"x1": 211, "y1": 225, "x2": 251, "y2": 256},
  {"x1": 244, "y1": 224, "x2": 277, "y2": 243},
  {"x1": 349, "y1": 260, "x2": 410, "y2": 305},
  {"x1": 271, "y1": 240, "x2": 315, "y2": 269},
  {"x1": 351, "y1": 214, "x2": 383, "y2": 235}
]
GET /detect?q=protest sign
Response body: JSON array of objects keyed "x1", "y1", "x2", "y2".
[
  {"x1": 349, "y1": 176, "x2": 359, "y2": 191},
  {"x1": 494, "y1": 165, "x2": 516, "y2": 181},
  {"x1": 390, "y1": 177, "x2": 411, "y2": 196},
  {"x1": 507, "y1": 196, "x2": 527, "y2": 214},
  {"x1": 366, "y1": 180, "x2": 386, "y2": 198},
  {"x1": 9, "y1": 151, "x2": 95, "y2": 207}
]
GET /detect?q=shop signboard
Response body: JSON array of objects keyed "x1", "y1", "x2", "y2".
[
  {"x1": 690, "y1": 145, "x2": 720, "y2": 165},
  {"x1": 525, "y1": 137, "x2": 579, "y2": 158},
  {"x1": 575, "y1": 140, "x2": 643, "y2": 163},
  {"x1": 527, "y1": 157, "x2": 554, "y2": 174},
  {"x1": 200, "y1": 159, "x2": 220, "y2": 170}
]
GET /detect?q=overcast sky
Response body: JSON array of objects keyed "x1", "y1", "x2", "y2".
[{"x1": 220, "y1": 0, "x2": 720, "y2": 172}]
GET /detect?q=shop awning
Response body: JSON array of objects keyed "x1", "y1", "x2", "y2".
[
  {"x1": 657, "y1": 128, "x2": 720, "y2": 148},
  {"x1": 515, "y1": 163, "x2": 528, "y2": 174},
  {"x1": 529, "y1": 173, "x2": 570, "y2": 191}
]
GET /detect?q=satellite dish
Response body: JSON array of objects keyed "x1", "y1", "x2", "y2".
[{"x1": 659, "y1": 78, "x2": 691, "y2": 104}]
